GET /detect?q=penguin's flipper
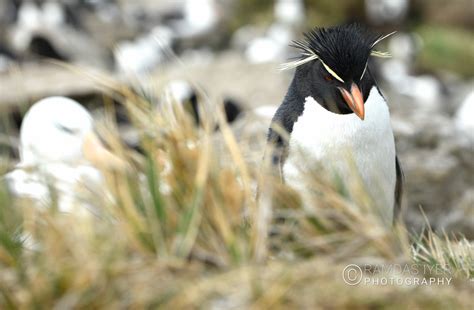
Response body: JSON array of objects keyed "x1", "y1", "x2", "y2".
[
  {"x1": 265, "y1": 124, "x2": 289, "y2": 182},
  {"x1": 393, "y1": 155, "x2": 404, "y2": 223}
]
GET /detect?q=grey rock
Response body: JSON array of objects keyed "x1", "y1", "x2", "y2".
[{"x1": 438, "y1": 190, "x2": 474, "y2": 239}]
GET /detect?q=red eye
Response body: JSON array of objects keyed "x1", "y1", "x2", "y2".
[{"x1": 324, "y1": 75, "x2": 333, "y2": 81}]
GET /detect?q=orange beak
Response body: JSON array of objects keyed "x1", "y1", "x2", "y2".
[
  {"x1": 338, "y1": 83, "x2": 365, "y2": 120},
  {"x1": 83, "y1": 132, "x2": 127, "y2": 170}
]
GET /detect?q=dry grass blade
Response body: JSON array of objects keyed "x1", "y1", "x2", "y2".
[{"x1": 0, "y1": 66, "x2": 471, "y2": 308}]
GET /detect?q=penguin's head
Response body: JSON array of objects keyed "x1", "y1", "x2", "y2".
[{"x1": 282, "y1": 24, "x2": 394, "y2": 120}]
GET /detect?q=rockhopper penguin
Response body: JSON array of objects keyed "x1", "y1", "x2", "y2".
[{"x1": 267, "y1": 24, "x2": 403, "y2": 224}]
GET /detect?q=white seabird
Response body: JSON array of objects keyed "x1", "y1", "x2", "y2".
[
  {"x1": 114, "y1": 26, "x2": 174, "y2": 75},
  {"x1": 4, "y1": 96, "x2": 123, "y2": 217}
]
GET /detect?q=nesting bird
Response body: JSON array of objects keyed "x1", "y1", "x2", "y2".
[
  {"x1": 162, "y1": 79, "x2": 242, "y2": 127},
  {"x1": 5, "y1": 96, "x2": 122, "y2": 216},
  {"x1": 170, "y1": 0, "x2": 220, "y2": 40},
  {"x1": 365, "y1": 0, "x2": 409, "y2": 25},
  {"x1": 267, "y1": 24, "x2": 402, "y2": 224},
  {"x1": 12, "y1": 0, "x2": 66, "y2": 50},
  {"x1": 274, "y1": 0, "x2": 305, "y2": 26},
  {"x1": 244, "y1": 0, "x2": 303, "y2": 64},
  {"x1": 380, "y1": 33, "x2": 442, "y2": 109},
  {"x1": 114, "y1": 26, "x2": 174, "y2": 75}
]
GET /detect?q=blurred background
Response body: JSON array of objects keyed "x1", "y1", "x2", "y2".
[{"x1": 0, "y1": 0, "x2": 472, "y2": 237}]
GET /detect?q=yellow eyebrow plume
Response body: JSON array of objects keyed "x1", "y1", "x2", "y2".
[
  {"x1": 321, "y1": 61, "x2": 345, "y2": 83},
  {"x1": 370, "y1": 50, "x2": 392, "y2": 58},
  {"x1": 279, "y1": 54, "x2": 319, "y2": 71},
  {"x1": 371, "y1": 31, "x2": 397, "y2": 48}
]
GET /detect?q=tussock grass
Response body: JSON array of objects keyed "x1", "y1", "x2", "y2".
[{"x1": 0, "y1": 74, "x2": 472, "y2": 309}]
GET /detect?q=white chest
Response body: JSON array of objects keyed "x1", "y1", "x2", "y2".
[
  {"x1": 5, "y1": 163, "x2": 104, "y2": 217},
  {"x1": 283, "y1": 87, "x2": 396, "y2": 220}
]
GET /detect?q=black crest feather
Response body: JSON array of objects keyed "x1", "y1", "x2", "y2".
[{"x1": 282, "y1": 24, "x2": 393, "y2": 81}]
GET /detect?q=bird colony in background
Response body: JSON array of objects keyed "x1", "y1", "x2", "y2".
[
  {"x1": 2, "y1": 24, "x2": 410, "y2": 229},
  {"x1": 3, "y1": 79, "x2": 244, "y2": 218},
  {"x1": 0, "y1": 0, "x2": 473, "y2": 242}
]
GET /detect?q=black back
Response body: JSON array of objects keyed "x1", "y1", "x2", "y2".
[{"x1": 267, "y1": 76, "x2": 305, "y2": 172}]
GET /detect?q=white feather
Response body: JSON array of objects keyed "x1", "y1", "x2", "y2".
[
  {"x1": 283, "y1": 87, "x2": 396, "y2": 223},
  {"x1": 19, "y1": 97, "x2": 93, "y2": 165},
  {"x1": 455, "y1": 90, "x2": 474, "y2": 143},
  {"x1": 5, "y1": 97, "x2": 106, "y2": 217}
]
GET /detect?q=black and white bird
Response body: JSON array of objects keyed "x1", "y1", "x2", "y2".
[
  {"x1": 267, "y1": 24, "x2": 402, "y2": 224},
  {"x1": 162, "y1": 79, "x2": 243, "y2": 127}
]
